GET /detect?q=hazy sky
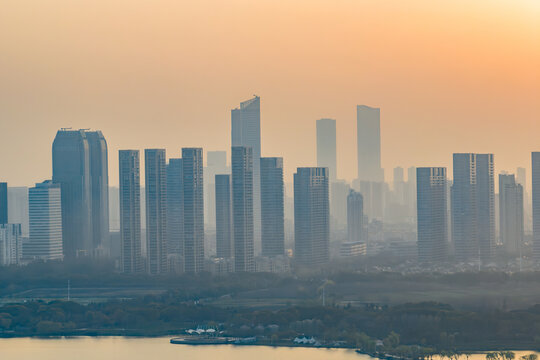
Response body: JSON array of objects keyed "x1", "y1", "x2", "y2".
[{"x1": 1, "y1": 0, "x2": 539, "y2": 186}]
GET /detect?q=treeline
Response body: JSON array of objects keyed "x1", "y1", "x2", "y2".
[{"x1": 2, "y1": 297, "x2": 540, "y2": 352}]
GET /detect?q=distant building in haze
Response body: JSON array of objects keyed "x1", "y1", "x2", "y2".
[
  {"x1": 357, "y1": 105, "x2": 383, "y2": 182},
  {"x1": 205, "y1": 150, "x2": 228, "y2": 229},
  {"x1": 52, "y1": 129, "x2": 92, "y2": 259},
  {"x1": 166, "y1": 158, "x2": 183, "y2": 256},
  {"x1": 232, "y1": 146, "x2": 255, "y2": 272},
  {"x1": 232, "y1": 96, "x2": 261, "y2": 252},
  {"x1": 499, "y1": 174, "x2": 524, "y2": 256},
  {"x1": 331, "y1": 180, "x2": 350, "y2": 227},
  {"x1": 119, "y1": 150, "x2": 142, "y2": 273},
  {"x1": 294, "y1": 167, "x2": 330, "y2": 265},
  {"x1": 347, "y1": 190, "x2": 365, "y2": 243},
  {"x1": 182, "y1": 148, "x2": 205, "y2": 273},
  {"x1": 25, "y1": 180, "x2": 63, "y2": 261},
  {"x1": 452, "y1": 153, "x2": 495, "y2": 262},
  {"x1": 316, "y1": 119, "x2": 337, "y2": 181},
  {"x1": 416, "y1": 167, "x2": 448, "y2": 263},
  {"x1": 531, "y1": 152, "x2": 540, "y2": 260},
  {"x1": 215, "y1": 174, "x2": 232, "y2": 259},
  {"x1": 260, "y1": 157, "x2": 285, "y2": 257},
  {"x1": 0, "y1": 224, "x2": 22, "y2": 266},
  {"x1": 145, "y1": 149, "x2": 168, "y2": 275}
]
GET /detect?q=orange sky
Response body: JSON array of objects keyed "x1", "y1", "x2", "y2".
[{"x1": 0, "y1": 0, "x2": 539, "y2": 187}]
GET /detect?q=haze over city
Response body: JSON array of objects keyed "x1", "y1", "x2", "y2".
[{"x1": 1, "y1": 0, "x2": 539, "y2": 186}]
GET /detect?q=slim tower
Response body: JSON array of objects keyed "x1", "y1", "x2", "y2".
[
  {"x1": 215, "y1": 174, "x2": 232, "y2": 259},
  {"x1": 182, "y1": 148, "x2": 205, "y2": 273},
  {"x1": 260, "y1": 157, "x2": 285, "y2": 257},
  {"x1": 357, "y1": 105, "x2": 383, "y2": 182},
  {"x1": 166, "y1": 159, "x2": 183, "y2": 256},
  {"x1": 232, "y1": 146, "x2": 255, "y2": 272},
  {"x1": 316, "y1": 119, "x2": 337, "y2": 181},
  {"x1": 119, "y1": 150, "x2": 142, "y2": 273}
]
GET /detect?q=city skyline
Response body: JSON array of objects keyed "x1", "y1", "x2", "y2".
[{"x1": 1, "y1": 1, "x2": 538, "y2": 187}]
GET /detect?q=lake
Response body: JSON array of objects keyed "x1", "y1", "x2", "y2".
[{"x1": 1, "y1": 337, "x2": 538, "y2": 360}]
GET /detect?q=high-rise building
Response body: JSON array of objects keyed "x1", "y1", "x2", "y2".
[
  {"x1": 357, "y1": 105, "x2": 383, "y2": 182},
  {"x1": 52, "y1": 129, "x2": 92, "y2": 259},
  {"x1": 204, "y1": 151, "x2": 228, "y2": 229},
  {"x1": 182, "y1": 148, "x2": 205, "y2": 273},
  {"x1": 294, "y1": 167, "x2": 330, "y2": 265},
  {"x1": 7, "y1": 187, "x2": 29, "y2": 237},
  {"x1": 166, "y1": 158, "x2": 183, "y2": 256},
  {"x1": 145, "y1": 149, "x2": 168, "y2": 275},
  {"x1": 417, "y1": 167, "x2": 448, "y2": 263},
  {"x1": 215, "y1": 174, "x2": 232, "y2": 259},
  {"x1": 25, "y1": 180, "x2": 63, "y2": 261},
  {"x1": 532, "y1": 152, "x2": 540, "y2": 260},
  {"x1": 0, "y1": 224, "x2": 22, "y2": 266},
  {"x1": 232, "y1": 146, "x2": 255, "y2": 272},
  {"x1": 347, "y1": 190, "x2": 365, "y2": 243},
  {"x1": 330, "y1": 180, "x2": 350, "y2": 227},
  {"x1": 499, "y1": 174, "x2": 524, "y2": 255},
  {"x1": 119, "y1": 150, "x2": 142, "y2": 273},
  {"x1": 86, "y1": 131, "x2": 109, "y2": 254},
  {"x1": 316, "y1": 119, "x2": 337, "y2": 181},
  {"x1": 260, "y1": 157, "x2": 285, "y2": 257},
  {"x1": 452, "y1": 153, "x2": 495, "y2": 262},
  {"x1": 232, "y1": 96, "x2": 261, "y2": 252},
  {"x1": 0, "y1": 182, "x2": 7, "y2": 225}
]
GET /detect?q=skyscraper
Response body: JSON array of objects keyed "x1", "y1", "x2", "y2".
[
  {"x1": 0, "y1": 224, "x2": 22, "y2": 266},
  {"x1": 52, "y1": 129, "x2": 92, "y2": 259},
  {"x1": 532, "y1": 152, "x2": 540, "y2": 260},
  {"x1": 119, "y1": 150, "x2": 142, "y2": 273},
  {"x1": 25, "y1": 180, "x2": 63, "y2": 261},
  {"x1": 0, "y1": 182, "x2": 7, "y2": 225},
  {"x1": 215, "y1": 174, "x2": 232, "y2": 259},
  {"x1": 347, "y1": 190, "x2": 365, "y2": 243},
  {"x1": 145, "y1": 149, "x2": 168, "y2": 275},
  {"x1": 182, "y1": 148, "x2": 205, "y2": 273},
  {"x1": 452, "y1": 153, "x2": 495, "y2": 262},
  {"x1": 416, "y1": 167, "x2": 448, "y2": 263},
  {"x1": 316, "y1": 119, "x2": 337, "y2": 181},
  {"x1": 166, "y1": 158, "x2": 183, "y2": 256},
  {"x1": 205, "y1": 151, "x2": 228, "y2": 229},
  {"x1": 357, "y1": 105, "x2": 383, "y2": 182},
  {"x1": 294, "y1": 167, "x2": 330, "y2": 265},
  {"x1": 86, "y1": 131, "x2": 109, "y2": 254},
  {"x1": 232, "y1": 146, "x2": 255, "y2": 272},
  {"x1": 260, "y1": 157, "x2": 285, "y2": 257},
  {"x1": 232, "y1": 96, "x2": 261, "y2": 252},
  {"x1": 499, "y1": 174, "x2": 524, "y2": 256}
]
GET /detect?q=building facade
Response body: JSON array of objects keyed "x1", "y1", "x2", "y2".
[
  {"x1": 232, "y1": 146, "x2": 255, "y2": 272},
  {"x1": 119, "y1": 150, "x2": 142, "y2": 273},
  {"x1": 499, "y1": 174, "x2": 524, "y2": 256},
  {"x1": 215, "y1": 174, "x2": 232, "y2": 259},
  {"x1": 26, "y1": 180, "x2": 63, "y2": 261},
  {"x1": 357, "y1": 105, "x2": 383, "y2": 182},
  {"x1": 316, "y1": 119, "x2": 337, "y2": 181},
  {"x1": 166, "y1": 158, "x2": 183, "y2": 256},
  {"x1": 145, "y1": 149, "x2": 168, "y2": 275},
  {"x1": 416, "y1": 167, "x2": 448, "y2": 263},
  {"x1": 260, "y1": 157, "x2": 285, "y2": 257},
  {"x1": 294, "y1": 167, "x2": 330, "y2": 265},
  {"x1": 347, "y1": 190, "x2": 365, "y2": 243},
  {"x1": 182, "y1": 148, "x2": 205, "y2": 273}
]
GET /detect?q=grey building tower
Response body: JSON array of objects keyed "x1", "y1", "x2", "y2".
[
  {"x1": 166, "y1": 158, "x2": 183, "y2": 256},
  {"x1": 26, "y1": 180, "x2": 63, "y2": 261},
  {"x1": 452, "y1": 153, "x2": 495, "y2": 262},
  {"x1": 260, "y1": 157, "x2": 285, "y2": 257},
  {"x1": 357, "y1": 105, "x2": 383, "y2": 182},
  {"x1": 294, "y1": 167, "x2": 330, "y2": 265},
  {"x1": 52, "y1": 129, "x2": 92, "y2": 259},
  {"x1": 119, "y1": 150, "x2": 142, "y2": 273},
  {"x1": 215, "y1": 174, "x2": 232, "y2": 259},
  {"x1": 205, "y1": 150, "x2": 228, "y2": 229},
  {"x1": 145, "y1": 149, "x2": 168, "y2": 275},
  {"x1": 532, "y1": 152, "x2": 540, "y2": 260},
  {"x1": 0, "y1": 182, "x2": 7, "y2": 224},
  {"x1": 347, "y1": 190, "x2": 365, "y2": 243},
  {"x1": 182, "y1": 148, "x2": 205, "y2": 273},
  {"x1": 316, "y1": 119, "x2": 337, "y2": 181},
  {"x1": 232, "y1": 146, "x2": 255, "y2": 272},
  {"x1": 499, "y1": 174, "x2": 524, "y2": 256},
  {"x1": 86, "y1": 131, "x2": 109, "y2": 254},
  {"x1": 232, "y1": 96, "x2": 261, "y2": 252},
  {"x1": 417, "y1": 167, "x2": 448, "y2": 263}
]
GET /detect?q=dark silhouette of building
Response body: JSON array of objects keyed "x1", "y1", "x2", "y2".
[
  {"x1": 260, "y1": 157, "x2": 285, "y2": 257},
  {"x1": 215, "y1": 174, "x2": 232, "y2": 259}
]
